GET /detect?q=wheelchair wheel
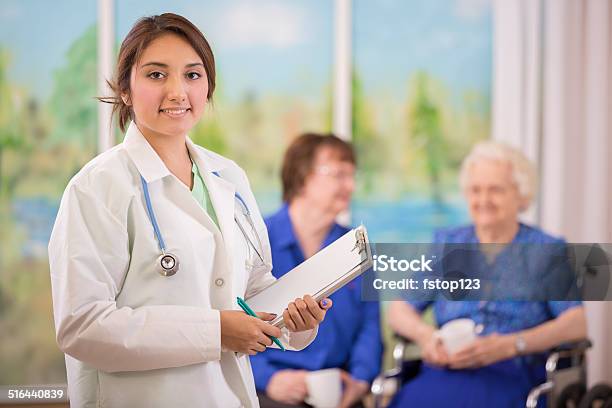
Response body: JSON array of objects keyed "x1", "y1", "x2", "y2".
[
  {"x1": 578, "y1": 383, "x2": 612, "y2": 408},
  {"x1": 557, "y1": 382, "x2": 586, "y2": 408}
]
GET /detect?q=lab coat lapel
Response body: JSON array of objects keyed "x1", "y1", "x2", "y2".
[
  {"x1": 165, "y1": 179, "x2": 222, "y2": 239},
  {"x1": 124, "y1": 123, "x2": 234, "y2": 272},
  {"x1": 202, "y1": 169, "x2": 236, "y2": 267},
  {"x1": 122, "y1": 122, "x2": 170, "y2": 182},
  {"x1": 123, "y1": 123, "x2": 221, "y2": 239},
  {"x1": 186, "y1": 139, "x2": 237, "y2": 274}
]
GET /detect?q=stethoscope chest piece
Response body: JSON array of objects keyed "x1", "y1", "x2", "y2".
[
  {"x1": 158, "y1": 252, "x2": 179, "y2": 277},
  {"x1": 140, "y1": 172, "x2": 264, "y2": 278}
]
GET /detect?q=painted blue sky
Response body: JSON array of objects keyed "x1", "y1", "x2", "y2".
[
  {"x1": 0, "y1": 0, "x2": 97, "y2": 99},
  {"x1": 354, "y1": 0, "x2": 492, "y2": 100},
  {"x1": 0, "y1": 0, "x2": 333, "y2": 102},
  {"x1": 116, "y1": 0, "x2": 333, "y2": 103},
  {"x1": 1, "y1": 0, "x2": 491, "y2": 103}
]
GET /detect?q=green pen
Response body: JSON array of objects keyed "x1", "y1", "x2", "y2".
[{"x1": 236, "y1": 297, "x2": 285, "y2": 351}]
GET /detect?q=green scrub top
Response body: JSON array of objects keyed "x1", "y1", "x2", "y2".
[{"x1": 191, "y1": 160, "x2": 219, "y2": 229}]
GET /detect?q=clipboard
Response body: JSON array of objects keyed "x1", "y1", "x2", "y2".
[{"x1": 245, "y1": 225, "x2": 372, "y2": 328}]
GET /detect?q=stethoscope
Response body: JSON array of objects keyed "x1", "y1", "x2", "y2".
[{"x1": 140, "y1": 171, "x2": 265, "y2": 277}]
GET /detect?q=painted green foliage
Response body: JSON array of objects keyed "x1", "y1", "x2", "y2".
[
  {"x1": 0, "y1": 24, "x2": 98, "y2": 385},
  {"x1": 0, "y1": 48, "x2": 50, "y2": 199},
  {"x1": 48, "y1": 24, "x2": 97, "y2": 150},
  {"x1": 407, "y1": 71, "x2": 446, "y2": 202},
  {"x1": 191, "y1": 113, "x2": 228, "y2": 155},
  {"x1": 0, "y1": 50, "x2": 19, "y2": 149},
  {"x1": 352, "y1": 71, "x2": 380, "y2": 193},
  {"x1": 190, "y1": 75, "x2": 228, "y2": 155},
  {"x1": 350, "y1": 67, "x2": 488, "y2": 200},
  {"x1": 0, "y1": 48, "x2": 19, "y2": 198}
]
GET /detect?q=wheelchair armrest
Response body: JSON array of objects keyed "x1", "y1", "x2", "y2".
[
  {"x1": 380, "y1": 332, "x2": 423, "y2": 386},
  {"x1": 371, "y1": 333, "x2": 423, "y2": 400},
  {"x1": 391, "y1": 333, "x2": 421, "y2": 368},
  {"x1": 545, "y1": 338, "x2": 591, "y2": 374},
  {"x1": 391, "y1": 333, "x2": 412, "y2": 369},
  {"x1": 371, "y1": 365, "x2": 404, "y2": 400},
  {"x1": 371, "y1": 360, "x2": 423, "y2": 402},
  {"x1": 525, "y1": 381, "x2": 554, "y2": 408},
  {"x1": 551, "y1": 339, "x2": 592, "y2": 353},
  {"x1": 526, "y1": 340, "x2": 591, "y2": 408}
]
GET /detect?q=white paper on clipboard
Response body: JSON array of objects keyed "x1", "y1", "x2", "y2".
[{"x1": 245, "y1": 225, "x2": 372, "y2": 328}]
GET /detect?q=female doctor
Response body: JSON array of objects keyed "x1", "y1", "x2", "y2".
[{"x1": 48, "y1": 13, "x2": 331, "y2": 408}]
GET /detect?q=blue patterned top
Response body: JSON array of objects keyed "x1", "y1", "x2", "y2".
[
  {"x1": 251, "y1": 204, "x2": 382, "y2": 391},
  {"x1": 408, "y1": 223, "x2": 582, "y2": 334}
]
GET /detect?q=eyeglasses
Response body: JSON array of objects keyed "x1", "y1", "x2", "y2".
[{"x1": 314, "y1": 165, "x2": 356, "y2": 181}]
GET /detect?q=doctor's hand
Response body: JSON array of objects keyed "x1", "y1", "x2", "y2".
[
  {"x1": 283, "y1": 295, "x2": 332, "y2": 332},
  {"x1": 220, "y1": 310, "x2": 281, "y2": 355},
  {"x1": 266, "y1": 369, "x2": 308, "y2": 405},
  {"x1": 447, "y1": 333, "x2": 516, "y2": 369}
]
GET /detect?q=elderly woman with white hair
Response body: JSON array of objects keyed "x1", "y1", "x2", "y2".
[{"x1": 387, "y1": 141, "x2": 587, "y2": 408}]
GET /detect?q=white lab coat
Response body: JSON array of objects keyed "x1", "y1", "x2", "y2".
[{"x1": 48, "y1": 123, "x2": 316, "y2": 408}]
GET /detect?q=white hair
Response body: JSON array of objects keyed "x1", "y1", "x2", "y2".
[{"x1": 459, "y1": 141, "x2": 538, "y2": 210}]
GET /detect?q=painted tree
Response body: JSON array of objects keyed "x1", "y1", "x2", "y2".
[
  {"x1": 191, "y1": 112, "x2": 228, "y2": 155},
  {"x1": 352, "y1": 70, "x2": 381, "y2": 194},
  {"x1": 0, "y1": 25, "x2": 99, "y2": 386},
  {"x1": 47, "y1": 24, "x2": 97, "y2": 151},
  {"x1": 232, "y1": 90, "x2": 270, "y2": 186},
  {"x1": 0, "y1": 49, "x2": 22, "y2": 199},
  {"x1": 191, "y1": 73, "x2": 228, "y2": 156},
  {"x1": 407, "y1": 71, "x2": 446, "y2": 203},
  {"x1": 0, "y1": 50, "x2": 48, "y2": 200}
]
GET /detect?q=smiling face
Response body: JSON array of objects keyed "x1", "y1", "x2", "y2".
[
  {"x1": 300, "y1": 147, "x2": 356, "y2": 215},
  {"x1": 126, "y1": 33, "x2": 209, "y2": 139},
  {"x1": 464, "y1": 159, "x2": 525, "y2": 231}
]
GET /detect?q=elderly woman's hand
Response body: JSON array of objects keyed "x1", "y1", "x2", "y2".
[
  {"x1": 283, "y1": 295, "x2": 332, "y2": 332},
  {"x1": 448, "y1": 333, "x2": 516, "y2": 369},
  {"x1": 266, "y1": 369, "x2": 308, "y2": 405},
  {"x1": 419, "y1": 332, "x2": 450, "y2": 367},
  {"x1": 338, "y1": 370, "x2": 370, "y2": 408}
]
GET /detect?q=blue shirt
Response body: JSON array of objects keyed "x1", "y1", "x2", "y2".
[
  {"x1": 389, "y1": 224, "x2": 583, "y2": 408},
  {"x1": 408, "y1": 223, "x2": 582, "y2": 334},
  {"x1": 251, "y1": 204, "x2": 383, "y2": 391}
]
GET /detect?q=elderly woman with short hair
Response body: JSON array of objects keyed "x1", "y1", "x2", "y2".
[{"x1": 387, "y1": 141, "x2": 587, "y2": 408}]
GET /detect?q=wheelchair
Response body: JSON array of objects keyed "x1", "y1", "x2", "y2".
[{"x1": 370, "y1": 333, "x2": 592, "y2": 408}]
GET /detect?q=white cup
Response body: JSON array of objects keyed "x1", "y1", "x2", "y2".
[
  {"x1": 435, "y1": 318, "x2": 481, "y2": 354},
  {"x1": 305, "y1": 368, "x2": 342, "y2": 408}
]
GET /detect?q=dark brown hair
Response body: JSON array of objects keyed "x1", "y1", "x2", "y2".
[
  {"x1": 281, "y1": 132, "x2": 356, "y2": 202},
  {"x1": 98, "y1": 13, "x2": 215, "y2": 132}
]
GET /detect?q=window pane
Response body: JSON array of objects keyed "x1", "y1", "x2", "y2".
[
  {"x1": 352, "y1": 0, "x2": 492, "y2": 241},
  {"x1": 0, "y1": 0, "x2": 97, "y2": 384}
]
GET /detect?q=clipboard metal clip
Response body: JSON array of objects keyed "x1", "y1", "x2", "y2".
[{"x1": 351, "y1": 228, "x2": 367, "y2": 255}]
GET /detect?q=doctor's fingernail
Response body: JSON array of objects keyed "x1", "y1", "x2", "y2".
[{"x1": 270, "y1": 313, "x2": 277, "y2": 318}]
